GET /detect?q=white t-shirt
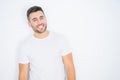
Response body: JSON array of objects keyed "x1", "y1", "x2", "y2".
[{"x1": 17, "y1": 31, "x2": 72, "y2": 80}]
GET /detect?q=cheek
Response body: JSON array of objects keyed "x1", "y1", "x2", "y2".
[
  {"x1": 31, "y1": 22, "x2": 37, "y2": 26},
  {"x1": 42, "y1": 18, "x2": 47, "y2": 23},
  {"x1": 43, "y1": 21, "x2": 46, "y2": 24}
]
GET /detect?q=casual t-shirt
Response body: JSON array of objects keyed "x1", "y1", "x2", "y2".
[{"x1": 17, "y1": 31, "x2": 72, "y2": 80}]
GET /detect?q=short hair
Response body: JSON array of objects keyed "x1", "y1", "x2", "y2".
[{"x1": 27, "y1": 6, "x2": 45, "y2": 20}]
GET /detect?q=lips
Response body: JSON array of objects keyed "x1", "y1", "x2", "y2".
[
  {"x1": 37, "y1": 24, "x2": 44, "y2": 30},
  {"x1": 36, "y1": 24, "x2": 45, "y2": 33},
  {"x1": 38, "y1": 25, "x2": 43, "y2": 29}
]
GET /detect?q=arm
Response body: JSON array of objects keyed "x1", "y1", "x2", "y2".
[
  {"x1": 19, "y1": 64, "x2": 29, "y2": 80},
  {"x1": 62, "y1": 53, "x2": 76, "y2": 80}
]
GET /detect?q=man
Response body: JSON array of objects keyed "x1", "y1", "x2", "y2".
[{"x1": 18, "y1": 6, "x2": 76, "y2": 80}]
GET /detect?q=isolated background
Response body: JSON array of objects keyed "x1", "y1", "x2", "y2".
[{"x1": 0, "y1": 0, "x2": 120, "y2": 80}]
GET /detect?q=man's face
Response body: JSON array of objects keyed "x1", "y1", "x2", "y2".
[{"x1": 28, "y1": 11, "x2": 47, "y2": 33}]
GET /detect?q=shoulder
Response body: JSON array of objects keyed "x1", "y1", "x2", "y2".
[
  {"x1": 50, "y1": 31, "x2": 70, "y2": 46},
  {"x1": 50, "y1": 31, "x2": 66, "y2": 40},
  {"x1": 18, "y1": 35, "x2": 33, "y2": 48}
]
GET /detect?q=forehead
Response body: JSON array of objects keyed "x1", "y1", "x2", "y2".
[{"x1": 29, "y1": 11, "x2": 44, "y2": 19}]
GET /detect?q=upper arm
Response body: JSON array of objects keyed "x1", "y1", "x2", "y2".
[
  {"x1": 19, "y1": 63, "x2": 29, "y2": 80},
  {"x1": 62, "y1": 53, "x2": 74, "y2": 69}
]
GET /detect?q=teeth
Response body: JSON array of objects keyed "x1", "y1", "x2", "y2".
[{"x1": 38, "y1": 25, "x2": 43, "y2": 29}]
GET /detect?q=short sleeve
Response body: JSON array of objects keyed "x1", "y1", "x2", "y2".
[
  {"x1": 60, "y1": 36, "x2": 72, "y2": 56},
  {"x1": 17, "y1": 44, "x2": 30, "y2": 64}
]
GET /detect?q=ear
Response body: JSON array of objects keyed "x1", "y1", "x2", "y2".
[{"x1": 28, "y1": 21, "x2": 31, "y2": 27}]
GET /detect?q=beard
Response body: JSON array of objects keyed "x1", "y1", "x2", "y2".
[{"x1": 32, "y1": 24, "x2": 47, "y2": 34}]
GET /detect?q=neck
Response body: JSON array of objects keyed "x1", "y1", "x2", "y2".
[{"x1": 34, "y1": 30, "x2": 49, "y2": 39}]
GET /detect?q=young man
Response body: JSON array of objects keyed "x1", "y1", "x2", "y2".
[{"x1": 18, "y1": 6, "x2": 76, "y2": 80}]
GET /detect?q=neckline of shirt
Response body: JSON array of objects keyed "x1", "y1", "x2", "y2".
[{"x1": 32, "y1": 31, "x2": 52, "y2": 41}]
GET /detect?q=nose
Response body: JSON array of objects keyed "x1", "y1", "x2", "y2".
[{"x1": 37, "y1": 19, "x2": 42, "y2": 24}]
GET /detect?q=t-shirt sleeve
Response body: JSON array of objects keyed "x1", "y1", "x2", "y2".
[
  {"x1": 17, "y1": 44, "x2": 30, "y2": 64},
  {"x1": 60, "y1": 36, "x2": 72, "y2": 56}
]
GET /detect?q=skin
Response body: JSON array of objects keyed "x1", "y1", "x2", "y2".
[{"x1": 19, "y1": 11, "x2": 76, "y2": 80}]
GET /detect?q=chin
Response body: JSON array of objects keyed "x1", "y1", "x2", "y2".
[{"x1": 37, "y1": 30, "x2": 46, "y2": 33}]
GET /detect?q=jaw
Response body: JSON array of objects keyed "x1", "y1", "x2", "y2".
[{"x1": 35, "y1": 25, "x2": 47, "y2": 34}]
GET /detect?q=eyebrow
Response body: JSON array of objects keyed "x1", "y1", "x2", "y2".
[
  {"x1": 40, "y1": 16, "x2": 44, "y2": 18},
  {"x1": 32, "y1": 18, "x2": 37, "y2": 20},
  {"x1": 31, "y1": 15, "x2": 44, "y2": 20}
]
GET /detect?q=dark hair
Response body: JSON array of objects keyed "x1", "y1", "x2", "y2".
[{"x1": 27, "y1": 6, "x2": 45, "y2": 20}]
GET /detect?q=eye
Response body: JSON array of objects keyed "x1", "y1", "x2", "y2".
[
  {"x1": 40, "y1": 16, "x2": 44, "y2": 20},
  {"x1": 33, "y1": 19, "x2": 37, "y2": 22},
  {"x1": 32, "y1": 18, "x2": 37, "y2": 22}
]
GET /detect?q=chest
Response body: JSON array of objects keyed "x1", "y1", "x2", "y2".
[{"x1": 27, "y1": 41, "x2": 62, "y2": 65}]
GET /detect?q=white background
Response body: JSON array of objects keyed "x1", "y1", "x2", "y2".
[{"x1": 0, "y1": 0, "x2": 120, "y2": 80}]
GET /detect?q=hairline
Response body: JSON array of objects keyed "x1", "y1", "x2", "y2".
[{"x1": 28, "y1": 10, "x2": 45, "y2": 21}]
